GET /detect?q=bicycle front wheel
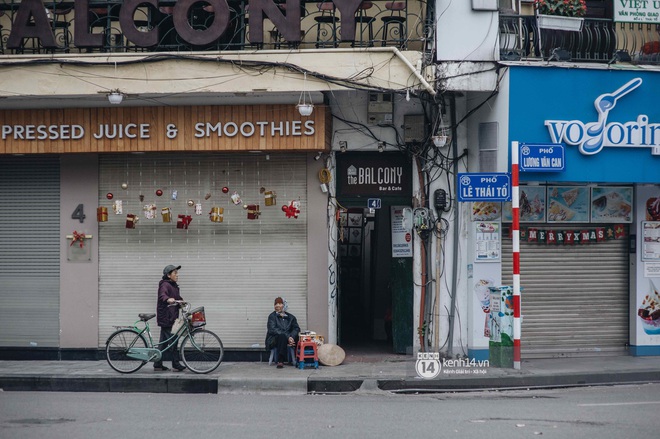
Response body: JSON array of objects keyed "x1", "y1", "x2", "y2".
[
  {"x1": 106, "y1": 329, "x2": 148, "y2": 374},
  {"x1": 180, "y1": 329, "x2": 224, "y2": 374}
]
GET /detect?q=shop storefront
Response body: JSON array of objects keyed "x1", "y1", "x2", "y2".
[
  {"x1": 470, "y1": 66, "x2": 660, "y2": 359},
  {"x1": 334, "y1": 152, "x2": 414, "y2": 355},
  {"x1": 97, "y1": 152, "x2": 309, "y2": 347},
  {"x1": 0, "y1": 103, "x2": 331, "y2": 353},
  {"x1": 0, "y1": 156, "x2": 61, "y2": 348}
]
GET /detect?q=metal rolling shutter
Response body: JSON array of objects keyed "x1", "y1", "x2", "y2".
[
  {"x1": 502, "y1": 225, "x2": 629, "y2": 358},
  {"x1": 98, "y1": 153, "x2": 307, "y2": 348},
  {"x1": 0, "y1": 156, "x2": 60, "y2": 347}
]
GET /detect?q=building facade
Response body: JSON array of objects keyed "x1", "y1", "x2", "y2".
[
  {"x1": 0, "y1": 0, "x2": 436, "y2": 359},
  {"x1": 3, "y1": 0, "x2": 659, "y2": 362}
]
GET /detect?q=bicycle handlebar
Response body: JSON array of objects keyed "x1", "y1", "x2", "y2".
[{"x1": 167, "y1": 300, "x2": 191, "y2": 313}]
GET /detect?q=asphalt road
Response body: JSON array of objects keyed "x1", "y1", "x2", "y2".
[{"x1": 1, "y1": 384, "x2": 659, "y2": 439}]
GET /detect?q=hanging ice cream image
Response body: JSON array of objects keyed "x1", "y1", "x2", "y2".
[
  {"x1": 638, "y1": 280, "x2": 660, "y2": 335},
  {"x1": 474, "y1": 278, "x2": 493, "y2": 338}
]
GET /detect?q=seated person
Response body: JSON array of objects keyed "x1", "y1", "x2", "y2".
[{"x1": 265, "y1": 297, "x2": 300, "y2": 368}]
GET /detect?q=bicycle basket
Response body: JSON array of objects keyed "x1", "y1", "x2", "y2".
[{"x1": 190, "y1": 307, "x2": 206, "y2": 327}]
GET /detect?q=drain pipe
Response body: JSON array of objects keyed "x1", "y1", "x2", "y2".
[
  {"x1": 389, "y1": 48, "x2": 436, "y2": 97},
  {"x1": 446, "y1": 95, "x2": 459, "y2": 357}
]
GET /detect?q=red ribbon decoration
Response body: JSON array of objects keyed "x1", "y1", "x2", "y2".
[
  {"x1": 70, "y1": 231, "x2": 86, "y2": 248},
  {"x1": 282, "y1": 202, "x2": 300, "y2": 219}
]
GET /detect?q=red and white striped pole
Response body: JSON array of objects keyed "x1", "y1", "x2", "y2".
[{"x1": 511, "y1": 141, "x2": 521, "y2": 370}]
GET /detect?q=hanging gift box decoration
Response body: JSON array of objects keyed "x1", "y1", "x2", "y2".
[
  {"x1": 177, "y1": 214, "x2": 192, "y2": 229},
  {"x1": 264, "y1": 190, "x2": 276, "y2": 206},
  {"x1": 282, "y1": 201, "x2": 301, "y2": 219},
  {"x1": 209, "y1": 207, "x2": 224, "y2": 223},
  {"x1": 161, "y1": 207, "x2": 172, "y2": 223},
  {"x1": 113, "y1": 200, "x2": 123, "y2": 215},
  {"x1": 97, "y1": 207, "x2": 108, "y2": 222},
  {"x1": 195, "y1": 203, "x2": 203, "y2": 215},
  {"x1": 247, "y1": 204, "x2": 261, "y2": 220},
  {"x1": 231, "y1": 192, "x2": 242, "y2": 205},
  {"x1": 125, "y1": 214, "x2": 139, "y2": 229},
  {"x1": 143, "y1": 204, "x2": 157, "y2": 220}
]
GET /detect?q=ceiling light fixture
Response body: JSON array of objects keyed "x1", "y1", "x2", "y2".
[
  {"x1": 314, "y1": 151, "x2": 322, "y2": 161},
  {"x1": 297, "y1": 72, "x2": 314, "y2": 116},
  {"x1": 378, "y1": 141, "x2": 385, "y2": 153},
  {"x1": 339, "y1": 141, "x2": 347, "y2": 153},
  {"x1": 107, "y1": 90, "x2": 125, "y2": 105}
]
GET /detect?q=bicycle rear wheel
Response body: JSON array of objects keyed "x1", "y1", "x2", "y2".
[
  {"x1": 180, "y1": 328, "x2": 224, "y2": 374},
  {"x1": 106, "y1": 329, "x2": 148, "y2": 373}
]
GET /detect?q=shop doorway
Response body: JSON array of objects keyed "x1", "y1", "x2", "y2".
[{"x1": 338, "y1": 206, "x2": 413, "y2": 354}]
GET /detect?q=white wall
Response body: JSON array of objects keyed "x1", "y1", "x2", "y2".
[
  {"x1": 457, "y1": 72, "x2": 512, "y2": 357},
  {"x1": 307, "y1": 152, "x2": 330, "y2": 337},
  {"x1": 60, "y1": 154, "x2": 100, "y2": 348},
  {"x1": 436, "y1": 0, "x2": 500, "y2": 62}
]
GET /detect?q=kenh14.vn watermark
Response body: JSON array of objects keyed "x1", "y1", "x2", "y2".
[{"x1": 415, "y1": 352, "x2": 490, "y2": 379}]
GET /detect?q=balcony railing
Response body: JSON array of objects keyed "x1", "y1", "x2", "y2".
[
  {"x1": 500, "y1": 14, "x2": 660, "y2": 64},
  {"x1": 0, "y1": 1, "x2": 432, "y2": 54}
]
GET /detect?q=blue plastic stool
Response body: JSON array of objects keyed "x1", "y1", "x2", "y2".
[{"x1": 268, "y1": 346, "x2": 296, "y2": 366}]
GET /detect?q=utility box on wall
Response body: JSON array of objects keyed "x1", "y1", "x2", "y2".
[
  {"x1": 472, "y1": 0, "x2": 498, "y2": 11},
  {"x1": 367, "y1": 93, "x2": 393, "y2": 125},
  {"x1": 403, "y1": 114, "x2": 425, "y2": 144}
]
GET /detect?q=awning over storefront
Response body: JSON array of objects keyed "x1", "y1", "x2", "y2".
[{"x1": 0, "y1": 49, "x2": 435, "y2": 110}]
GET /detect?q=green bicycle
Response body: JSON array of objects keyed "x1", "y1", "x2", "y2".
[{"x1": 105, "y1": 301, "x2": 223, "y2": 374}]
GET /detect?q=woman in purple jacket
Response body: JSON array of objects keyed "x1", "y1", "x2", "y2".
[{"x1": 154, "y1": 264, "x2": 186, "y2": 372}]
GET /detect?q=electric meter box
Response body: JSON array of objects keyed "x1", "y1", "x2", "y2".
[
  {"x1": 367, "y1": 92, "x2": 393, "y2": 125},
  {"x1": 403, "y1": 114, "x2": 425, "y2": 143}
]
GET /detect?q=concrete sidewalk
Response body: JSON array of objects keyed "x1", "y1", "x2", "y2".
[{"x1": 1, "y1": 354, "x2": 659, "y2": 394}]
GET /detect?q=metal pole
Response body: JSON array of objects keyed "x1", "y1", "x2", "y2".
[{"x1": 511, "y1": 141, "x2": 521, "y2": 370}]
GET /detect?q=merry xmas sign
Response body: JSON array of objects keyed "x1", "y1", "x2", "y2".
[{"x1": 507, "y1": 225, "x2": 627, "y2": 245}]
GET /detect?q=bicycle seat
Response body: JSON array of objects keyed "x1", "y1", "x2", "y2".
[{"x1": 138, "y1": 313, "x2": 156, "y2": 322}]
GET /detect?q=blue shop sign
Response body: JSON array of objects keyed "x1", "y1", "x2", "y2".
[
  {"x1": 458, "y1": 173, "x2": 511, "y2": 202},
  {"x1": 519, "y1": 143, "x2": 565, "y2": 172},
  {"x1": 509, "y1": 68, "x2": 660, "y2": 183}
]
